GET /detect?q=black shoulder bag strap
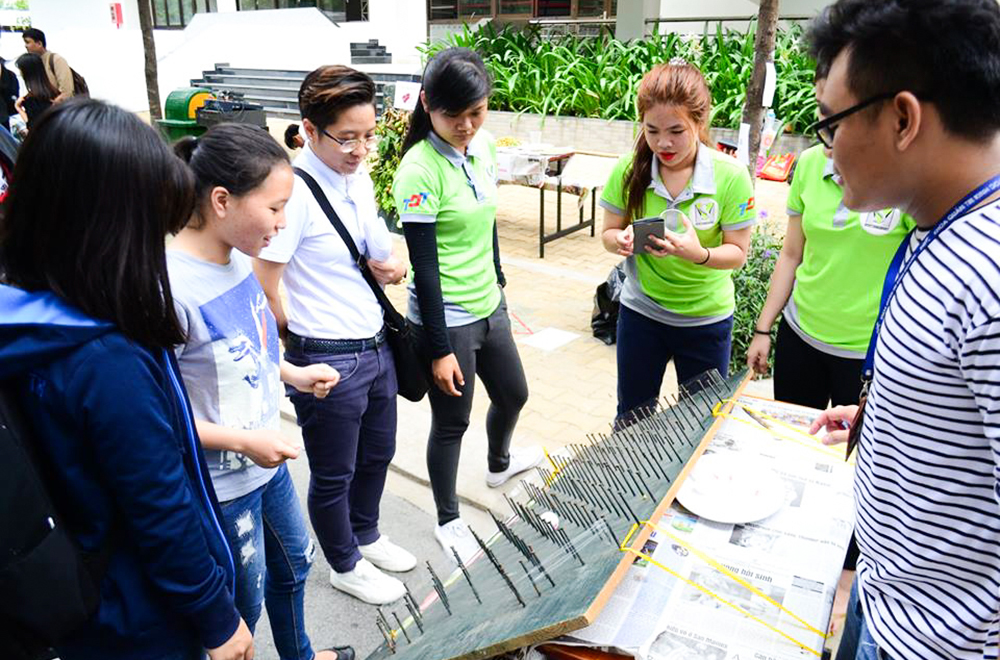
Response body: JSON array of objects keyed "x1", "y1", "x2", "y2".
[{"x1": 292, "y1": 167, "x2": 405, "y2": 324}]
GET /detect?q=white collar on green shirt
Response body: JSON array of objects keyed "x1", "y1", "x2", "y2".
[
  {"x1": 427, "y1": 130, "x2": 490, "y2": 203},
  {"x1": 648, "y1": 142, "x2": 717, "y2": 203},
  {"x1": 427, "y1": 130, "x2": 488, "y2": 167},
  {"x1": 821, "y1": 153, "x2": 845, "y2": 186}
]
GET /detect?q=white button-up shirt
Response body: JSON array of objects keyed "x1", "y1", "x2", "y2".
[{"x1": 258, "y1": 143, "x2": 391, "y2": 340}]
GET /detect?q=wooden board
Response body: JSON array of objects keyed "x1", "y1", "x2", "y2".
[{"x1": 365, "y1": 370, "x2": 752, "y2": 660}]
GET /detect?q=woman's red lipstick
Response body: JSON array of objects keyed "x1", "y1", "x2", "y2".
[{"x1": 660, "y1": 152, "x2": 676, "y2": 161}]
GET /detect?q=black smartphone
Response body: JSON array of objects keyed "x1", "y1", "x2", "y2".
[{"x1": 633, "y1": 217, "x2": 664, "y2": 253}]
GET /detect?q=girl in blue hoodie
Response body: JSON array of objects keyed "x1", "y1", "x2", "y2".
[{"x1": 0, "y1": 100, "x2": 251, "y2": 659}]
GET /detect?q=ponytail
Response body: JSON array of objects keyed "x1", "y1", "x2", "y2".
[
  {"x1": 401, "y1": 103, "x2": 432, "y2": 156},
  {"x1": 284, "y1": 123, "x2": 303, "y2": 150},
  {"x1": 173, "y1": 134, "x2": 198, "y2": 163},
  {"x1": 623, "y1": 136, "x2": 654, "y2": 223}
]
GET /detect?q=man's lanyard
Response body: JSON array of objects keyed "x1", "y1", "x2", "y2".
[
  {"x1": 862, "y1": 174, "x2": 1000, "y2": 380},
  {"x1": 846, "y1": 174, "x2": 1000, "y2": 460}
]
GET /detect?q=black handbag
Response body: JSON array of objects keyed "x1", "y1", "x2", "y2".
[{"x1": 293, "y1": 167, "x2": 429, "y2": 402}]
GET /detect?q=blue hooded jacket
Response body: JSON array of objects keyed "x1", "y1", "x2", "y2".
[{"x1": 0, "y1": 284, "x2": 239, "y2": 658}]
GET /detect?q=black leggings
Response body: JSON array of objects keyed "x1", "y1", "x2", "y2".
[
  {"x1": 412, "y1": 298, "x2": 529, "y2": 526},
  {"x1": 773, "y1": 318, "x2": 864, "y2": 408},
  {"x1": 773, "y1": 317, "x2": 861, "y2": 570}
]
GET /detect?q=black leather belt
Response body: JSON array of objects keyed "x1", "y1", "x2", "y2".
[{"x1": 286, "y1": 328, "x2": 385, "y2": 355}]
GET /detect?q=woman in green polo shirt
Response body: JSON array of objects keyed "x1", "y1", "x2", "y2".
[
  {"x1": 745, "y1": 71, "x2": 914, "y2": 410},
  {"x1": 744, "y1": 72, "x2": 913, "y2": 613},
  {"x1": 600, "y1": 61, "x2": 755, "y2": 424},
  {"x1": 392, "y1": 47, "x2": 542, "y2": 564}
]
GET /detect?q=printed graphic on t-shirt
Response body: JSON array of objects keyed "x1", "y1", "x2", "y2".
[
  {"x1": 860, "y1": 209, "x2": 902, "y2": 235},
  {"x1": 692, "y1": 198, "x2": 719, "y2": 229},
  {"x1": 199, "y1": 273, "x2": 281, "y2": 472}
]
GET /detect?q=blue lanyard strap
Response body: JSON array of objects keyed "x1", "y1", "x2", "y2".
[{"x1": 862, "y1": 174, "x2": 1000, "y2": 378}]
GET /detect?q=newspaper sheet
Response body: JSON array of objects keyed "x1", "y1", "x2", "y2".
[{"x1": 564, "y1": 395, "x2": 855, "y2": 660}]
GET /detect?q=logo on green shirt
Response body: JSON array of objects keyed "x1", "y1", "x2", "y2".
[{"x1": 404, "y1": 192, "x2": 431, "y2": 210}]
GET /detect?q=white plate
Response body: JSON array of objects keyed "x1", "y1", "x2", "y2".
[{"x1": 675, "y1": 453, "x2": 787, "y2": 524}]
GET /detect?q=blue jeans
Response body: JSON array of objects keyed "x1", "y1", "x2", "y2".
[
  {"x1": 220, "y1": 464, "x2": 316, "y2": 660},
  {"x1": 615, "y1": 305, "x2": 733, "y2": 422},
  {"x1": 838, "y1": 578, "x2": 892, "y2": 660},
  {"x1": 284, "y1": 341, "x2": 397, "y2": 573}
]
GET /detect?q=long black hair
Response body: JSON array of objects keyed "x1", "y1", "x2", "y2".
[
  {"x1": 401, "y1": 47, "x2": 492, "y2": 156},
  {"x1": 0, "y1": 99, "x2": 195, "y2": 348},
  {"x1": 174, "y1": 123, "x2": 289, "y2": 229},
  {"x1": 15, "y1": 53, "x2": 57, "y2": 102}
]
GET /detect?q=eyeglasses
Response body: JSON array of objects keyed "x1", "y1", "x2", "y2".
[
  {"x1": 810, "y1": 91, "x2": 903, "y2": 149},
  {"x1": 321, "y1": 128, "x2": 380, "y2": 153}
]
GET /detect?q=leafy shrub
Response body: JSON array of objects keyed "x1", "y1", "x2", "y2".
[
  {"x1": 369, "y1": 107, "x2": 410, "y2": 225},
  {"x1": 730, "y1": 214, "x2": 783, "y2": 375},
  {"x1": 424, "y1": 22, "x2": 817, "y2": 134}
]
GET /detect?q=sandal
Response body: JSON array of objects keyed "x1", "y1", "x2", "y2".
[{"x1": 320, "y1": 646, "x2": 356, "y2": 660}]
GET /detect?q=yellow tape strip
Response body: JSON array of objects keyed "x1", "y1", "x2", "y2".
[
  {"x1": 619, "y1": 543, "x2": 822, "y2": 657},
  {"x1": 650, "y1": 522, "x2": 826, "y2": 638},
  {"x1": 712, "y1": 399, "x2": 848, "y2": 461}
]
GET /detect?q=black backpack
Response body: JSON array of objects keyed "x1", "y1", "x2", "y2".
[{"x1": 0, "y1": 385, "x2": 112, "y2": 659}]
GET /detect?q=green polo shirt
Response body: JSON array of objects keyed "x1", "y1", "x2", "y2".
[
  {"x1": 393, "y1": 130, "x2": 502, "y2": 322},
  {"x1": 600, "y1": 144, "x2": 756, "y2": 323},
  {"x1": 785, "y1": 145, "x2": 915, "y2": 357}
]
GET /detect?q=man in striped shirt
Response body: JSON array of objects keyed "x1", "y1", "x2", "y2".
[{"x1": 806, "y1": 1, "x2": 1000, "y2": 659}]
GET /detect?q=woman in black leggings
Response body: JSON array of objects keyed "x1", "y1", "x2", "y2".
[{"x1": 393, "y1": 48, "x2": 541, "y2": 564}]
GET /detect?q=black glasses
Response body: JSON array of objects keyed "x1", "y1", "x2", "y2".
[
  {"x1": 321, "y1": 128, "x2": 380, "y2": 153},
  {"x1": 810, "y1": 91, "x2": 899, "y2": 149}
]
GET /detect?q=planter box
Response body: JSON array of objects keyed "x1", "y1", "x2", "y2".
[{"x1": 484, "y1": 110, "x2": 816, "y2": 160}]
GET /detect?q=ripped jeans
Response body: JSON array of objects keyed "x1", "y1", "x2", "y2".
[{"x1": 220, "y1": 463, "x2": 317, "y2": 660}]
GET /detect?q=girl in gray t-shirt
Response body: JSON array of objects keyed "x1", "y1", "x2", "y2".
[{"x1": 168, "y1": 124, "x2": 350, "y2": 660}]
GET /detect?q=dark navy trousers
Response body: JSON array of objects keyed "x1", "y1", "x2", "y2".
[
  {"x1": 284, "y1": 342, "x2": 397, "y2": 573},
  {"x1": 615, "y1": 304, "x2": 732, "y2": 423}
]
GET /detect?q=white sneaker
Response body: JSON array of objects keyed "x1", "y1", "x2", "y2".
[
  {"x1": 486, "y1": 446, "x2": 545, "y2": 488},
  {"x1": 359, "y1": 535, "x2": 417, "y2": 572},
  {"x1": 329, "y1": 558, "x2": 405, "y2": 604},
  {"x1": 434, "y1": 518, "x2": 481, "y2": 566}
]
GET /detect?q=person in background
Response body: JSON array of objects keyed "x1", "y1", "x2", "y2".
[
  {"x1": 0, "y1": 56, "x2": 19, "y2": 132},
  {"x1": 14, "y1": 53, "x2": 57, "y2": 130},
  {"x1": 0, "y1": 99, "x2": 251, "y2": 660},
  {"x1": 256, "y1": 65, "x2": 415, "y2": 606},
  {"x1": 600, "y1": 61, "x2": 755, "y2": 425},
  {"x1": 22, "y1": 27, "x2": 74, "y2": 103},
  {"x1": 394, "y1": 47, "x2": 540, "y2": 564},
  {"x1": 170, "y1": 123, "x2": 352, "y2": 660}
]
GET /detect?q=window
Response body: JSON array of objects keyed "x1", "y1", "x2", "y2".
[
  {"x1": 536, "y1": 0, "x2": 570, "y2": 17},
  {"x1": 237, "y1": 0, "x2": 350, "y2": 12},
  {"x1": 151, "y1": 0, "x2": 217, "y2": 29},
  {"x1": 459, "y1": 0, "x2": 491, "y2": 17},
  {"x1": 428, "y1": 0, "x2": 617, "y2": 22},
  {"x1": 497, "y1": 0, "x2": 530, "y2": 15}
]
